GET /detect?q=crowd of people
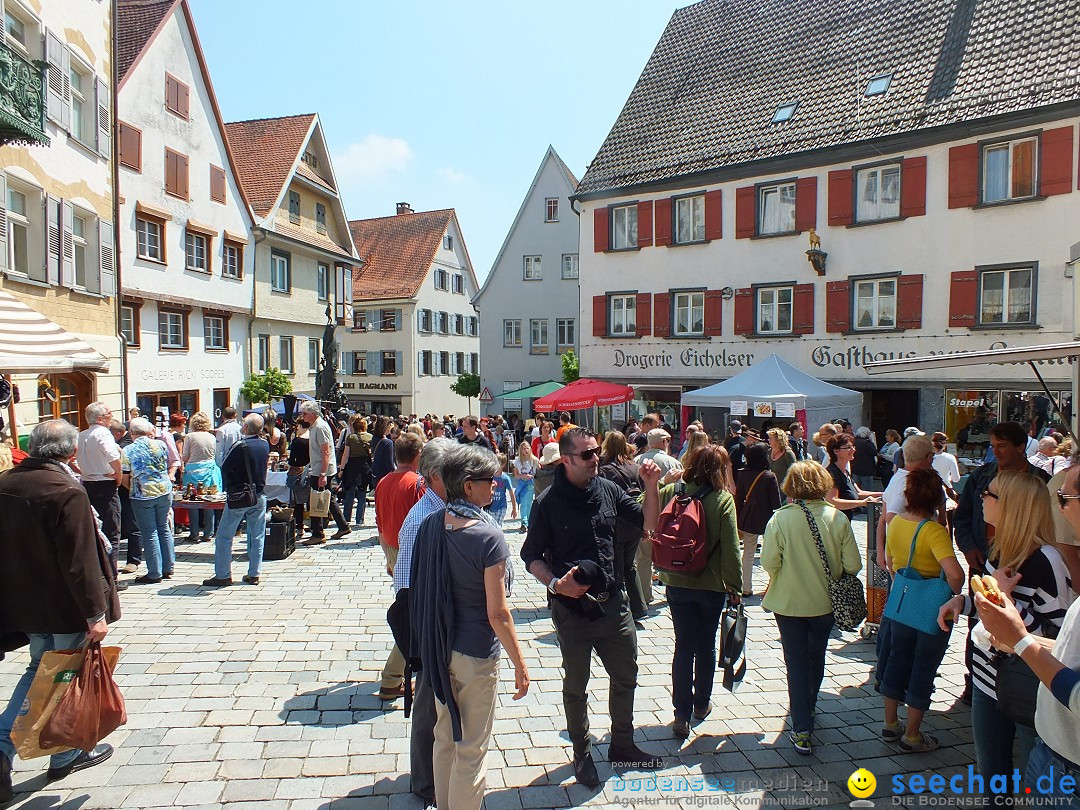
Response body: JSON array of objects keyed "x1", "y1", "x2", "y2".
[{"x1": 1, "y1": 403, "x2": 1079, "y2": 809}]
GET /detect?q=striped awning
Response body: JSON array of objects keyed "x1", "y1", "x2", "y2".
[{"x1": 0, "y1": 289, "x2": 109, "y2": 373}]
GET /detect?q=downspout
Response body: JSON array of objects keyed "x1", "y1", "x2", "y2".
[
  {"x1": 110, "y1": 0, "x2": 128, "y2": 412},
  {"x1": 249, "y1": 226, "x2": 268, "y2": 382}
]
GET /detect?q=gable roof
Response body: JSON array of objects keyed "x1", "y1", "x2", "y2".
[
  {"x1": 116, "y1": 0, "x2": 177, "y2": 84},
  {"x1": 350, "y1": 209, "x2": 468, "y2": 301},
  {"x1": 224, "y1": 114, "x2": 317, "y2": 219},
  {"x1": 577, "y1": 0, "x2": 1080, "y2": 197}
]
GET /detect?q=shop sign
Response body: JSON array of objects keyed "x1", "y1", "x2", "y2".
[
  {"x1": 613, "y1": 348, "x2": 756, "y2": 370},
  {"x1": 730, "y1": 400, "x2": 747, "y2": 416},
  {"x1": 141, "y1": 368, "x2": 226, "y2": 381},
  {"x1": 753, "y1": 402, "x2": 773, "y2": 417},
  {"x1": 341, "y1": 382, "x2": 398, "y2": 391}
]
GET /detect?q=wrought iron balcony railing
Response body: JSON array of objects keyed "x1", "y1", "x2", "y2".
[{"x1": 0, "y1": 40, "x2": 48, "y2": 147}]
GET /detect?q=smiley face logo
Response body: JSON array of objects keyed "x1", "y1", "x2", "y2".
[{"x1": 848, "y1": 768, "x2": 876, "y2": 799}]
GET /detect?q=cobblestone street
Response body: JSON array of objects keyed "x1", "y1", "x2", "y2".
[{"x1": 1, "y1": 515, "x2": 973, "y2": 809}]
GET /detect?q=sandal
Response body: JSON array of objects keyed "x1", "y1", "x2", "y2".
[
  {"x1": 881, "y1": 721, "x2": 905, "y2": 741},
  {"x1": 899, "y1": 733, "x2": 939, "y2": 753}
]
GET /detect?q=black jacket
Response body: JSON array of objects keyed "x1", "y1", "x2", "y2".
[
  {"x1": 955, "y1": 460, "x2": 1050, "y2": 557},
  {"x1": 735, "y1": 466, "x2": 781, "y2": 535},
  {"x1": 221, "y1": 437, "x2": 269, "y2": 495}
]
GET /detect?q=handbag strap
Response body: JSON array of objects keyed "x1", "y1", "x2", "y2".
[
  {"x1": 743, "y1": 471, "x2": 766, "y2": 504},
  {"x1": 796, "y1": 500, "x2": 834, "y2": 581},
  {"x1": 903, "y1": 520, "x2": 929, "y2": 568},
  {"x1": 238, "y1": 439, "x2": 256, "y2": 488}
]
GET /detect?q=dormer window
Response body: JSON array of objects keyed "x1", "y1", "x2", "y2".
[
  {"x1": 301, "y1": 150, "x2": 319, "y2": 169},
  {"x1": 771, "y1": 102, "x2": 798, "y2": 124},
  {"x1": 866, "y1": 74, "x2": 892, "y2": 96}
]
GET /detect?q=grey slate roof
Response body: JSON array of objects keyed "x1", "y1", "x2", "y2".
[{"x1": 577, "y1": 0, "x2": 1080, "y2": 197}]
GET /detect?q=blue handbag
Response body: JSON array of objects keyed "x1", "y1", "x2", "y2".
[{"x1": 882, "y1": 520, "x2": 955, "y2": 636}]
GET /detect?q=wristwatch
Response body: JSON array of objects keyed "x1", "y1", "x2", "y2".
[{"x1": 547, "y1": 577, "x2": 559, "y2": 595}]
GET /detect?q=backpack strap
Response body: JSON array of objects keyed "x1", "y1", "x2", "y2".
[{"x1": 743, "y1": 471, "x2": 766, "y2": 504}]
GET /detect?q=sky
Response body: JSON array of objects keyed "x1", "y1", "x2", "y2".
[{"x1": 187, "y1": 0, "x2": 689, "y2": 283}]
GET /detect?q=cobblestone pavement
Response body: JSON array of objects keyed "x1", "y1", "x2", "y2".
[{"x1": 1, "y1": 514, "x2": 974, "y2": 809}]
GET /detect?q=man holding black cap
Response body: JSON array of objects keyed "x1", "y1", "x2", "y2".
[{"x1": 522, "y1": 427, "x2": 663, "y2": 787}]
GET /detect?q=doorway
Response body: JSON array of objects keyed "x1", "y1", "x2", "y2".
[{"x1": 868, "y1": 389, "x2": 919, "y2": 442}]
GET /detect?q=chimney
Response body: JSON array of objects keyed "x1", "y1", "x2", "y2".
[{"x1": 396, "y1": 202, "x2": 413, "y2": 216}]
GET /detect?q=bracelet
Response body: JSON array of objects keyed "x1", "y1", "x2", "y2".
[{"x1": 1013, "y1": 634, "x2": 1037, "y2": 657}]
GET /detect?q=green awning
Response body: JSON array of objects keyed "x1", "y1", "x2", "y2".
[{"x1": 493, "y1": 380, "x2": 564, "y2": 400}]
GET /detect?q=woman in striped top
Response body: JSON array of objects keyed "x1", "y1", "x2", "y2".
[{"x1": 938, "y1": 471, "x2": 1074, "y2": 789}]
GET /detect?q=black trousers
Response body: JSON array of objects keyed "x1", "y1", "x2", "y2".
[
  {"x1": 118, "y1": 484, "x2": 142, "y2": 564},
  {"x1": 309, "y1": 478, "x2": 348, "y2": 538},
  {"x1": 83, "y1": 480, "x2": 120, "y2": 574},
  {"x1": 410, "y1": 670, "x2": 436, "y2": 801}
]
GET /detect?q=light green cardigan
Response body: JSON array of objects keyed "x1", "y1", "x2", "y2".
[{"x1": 656, "y1": 481, "x2": 741, "y2": 595}]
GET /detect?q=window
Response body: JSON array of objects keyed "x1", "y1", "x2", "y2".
[
  {"x1": 418, "y1": 309, "x2": 432, "y2": 333},
  {"x1": 757, "y1": 286, "x2": 793, "y2": 334},
  {"x1": 288, "y1": 191, "x2": 300, "y2": 224},
  {"x1": 204, "y1": 315, "x2": 226, "y2": 350},
  {"x1": 449, "y1": 314, "x2": 460, "y2": 335},
  {"x1": 438, "y1": 351, "x2": 449, "y2": 375},
  {"x1": 983, "y1": 137, "x2": 1037, "y2": 203},
  {"x1": 308, "y1": 338, "x2": 320, "y2": 372},
  {"x1": 120, "y1": 304, "x2": 139, "y2": 346},
  {"x1": 452, "y1": 273, "x2": 464, "y2": 294},
  {"x1": 434, "y1": 268, "x2": 448, "y2": 290},
  {"x1": 353, "y1": 309, "x2": 367, "y2": 331},
  {"x1": 381, "y1": 351, "x2": 397, "y2": 375},
  {"x1": 257, "y1": 334, "x2": 270, "y2": 371},
  {"x1": 315, "y1": 203, "x2": 326, "y2": 234},
  {"x1": 158, "y1": 309, "x2": 187, "y2": 350},
  {"x1": 470, "y1": 353, "x2": 479, "y2": 374},
  {"x1": 545, "y1": 197, "x2": 559, "y2": 222},
  {"x1": 222, "y1": 241, "x2": 242, "y2": 279},
  {"x1": 317, "y1": 263, "x2": 329, "y2": 300},
  {"x1": 561, "y1": 253, "x2": 579, "y2": 279},
  {"x1": 164, "y1": 73, "x2": 189, "y2": 119},
  {"x1": 856, "y1": 164, "x2": 901, "y2": 222},
  {"x1": 557, "y1": 318, "x2": 575, "y2": 353},
  {"x1": 185, "y1": 231, "x2": 209, "y2": 273},
  {"x1": 72, "y1": 213, "x2": 88, "y2": 287},
  {"x1": 866, "y1": 74, "x2": 892, "y2": 96},
  {"x1": 136, "y1": 216, "x2": 163, "y2": 262},
  {"x1": 380, "y1": 310, "x2": 396, "y2": 331},
  {"x1": 454, "y1": 352, "x2": 465, "y2": 374},
  {"x1": 210, "y1": 166, "x2": 226, "y2": 203},
  {"x1": 674, "y1": 195, "x2": 705, "y2": 244},
  {"x1": 118, "y1": 122, "x2": 141, "y2": 171},
  {"x1": 467, "y1": 316, "x2": 479, "y2": 336},
  {"x1": 503, "y1": 319, "x2": 522, "y2": 347},
  {"x1": 419, "y1": 350, "x2": 432, "y2": 376},
  {"x1": 673, "y1": 291, "x2": 705, "y2": 336},
  {"x1": 302, "y1": 150, "x2": 319, "y2": 169},
  {"x1": 522, "y1": 255, "x2": 542, "y2": 281},
  {"x1": 979, "y1": 266, "x2": 1033, "y2": 325},
  {"x1": 610, "y1": 204, "x2": 638, "y2": 250},
  {"x1": 772, "y1": 102, "x2": 798, "y2": 123},
  {"x1": 443, "y1": 234, "x2": 453, "y2": 251},
  {"x1": 609, "y1": 295, "x2": 637, "y2": 336},
  {"x1": 758, "y1": 182, "x2": 796, "y2": 235},
  {"x1": 6, "y1": 187, "x2": 29, "y2": 276},
  {"x1": 530, "y1": 319, "x2": 549, "y2": 353},
  {"x1": 854, "y1": 278, "x2": 897, "y2": 329},
  {"x1": 165, "y1": 148, "x2": 189, "y2": 200},
  {"x1": 4, "y1": 11, "x2": 28, "y2": 54},
  {"x1": 270, "y1": 250, "x2": 290, "y2": 292},
  {"x1": 437, "y1": 311, "x2": 449, "y2": 335},
  {"x1": 68, "y1": 60, "x2": 91, "y2": 146},
  {"x1": 5, "y1": 183, "x2": 44, "y2": 281},
  {"x1": 353, "y1": 352, "x2": 367, "y2": 375},
  {"x1": 279, "y1": 336, "x2": 294, "y2": 373}
]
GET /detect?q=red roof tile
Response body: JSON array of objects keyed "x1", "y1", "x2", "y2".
[
  {"x1": 224, "y1": 114, "x2": 316, "y2": 218},
  {"x1": 296, "y1": 161, "x2": 336, "y2": 193},
  {"x1": 349, "y1": 209, "x2": 455, "y2": 301},
  {"x1": 116, "y1": 0, "x2": 178, "y2": 83}
]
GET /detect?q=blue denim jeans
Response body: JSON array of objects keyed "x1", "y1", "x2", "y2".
[
  {"x1": 0, "y1": 632, "x2": 87, "y2": 769},
  {"x1": 342, "y1": 468, "x2": 370, "y2": 525},
  {"x1": 667, "y1": 585, "x2": 727, "y2": 720},
  {"x1": 971, "y1": 686, "x2": 1038, "y2": 787},
  {"x1": 514, "y1": 480, "x2": 534, "y2": 529},
  {"x1": 132, "y1": 493, "x2": 175, "y2": 579},
  {"x1": 875, "y1": 618, "x2": 952, "y2": 711},
  {"x1": 213, "y1": 495, "x2": 267, "y2": 579},
  {"x1": 1025, "y1": 740, "x2": 1080, "y2": 807},
  {"x1": 775, "y1": 613, "x2": 835, "y2": 735}
]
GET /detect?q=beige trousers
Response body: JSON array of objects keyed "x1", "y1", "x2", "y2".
[
  {"x1": 636, "y1": 536, "x2": 654, "y2": 604},
  {"x1": 739, "y1": 530, "x2": 759, "y2": 594},
  {"x1": 433, "y1": 651, "x2": 499, "y2": 810},
  {"x1": 380, "y1": 540, "x2": 405, "y2": 689}
]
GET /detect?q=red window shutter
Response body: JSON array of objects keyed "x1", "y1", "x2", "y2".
[
  {"x1": 896, "y1": 274, "x2": 924, "y2": 329},
  {"x1": 1040, "y1": 126, "x2": 1074, "y2": 197},
  {"x1": 901, "y1": 157, "x2": 927, "y2": 218},
  {"x1": 654, "y1": 198, "x2": 672, "y2": 246},
  {"x1": 653, "y1": 293, "x2": 671, "y2": 338},
  {"x1": 794, "y1": 176, "x2": 817, "y2": 233},
  {"x1": 178, "y1": 81, "x2": 190, "y2": 119},
  {"x1": 792, "y1": 283, "x2": 815, "y2": 334},
  {"x1": 949, "y1": 271, "x2": 978, "y2": 327},
  {"x1": 825, "y1": 280, "x2": 851, "y2": 333},
  {"x1": 733, "y1": 288, "x2": 754, "y2": 334},
  {"x1": 704, "y1": 289, "x2": 723, "y2": 336},
  {"x1": 735, "y1": 186, "x2": 755, "y2": 238},
  {"x1": 210, "y1": 166, "x2": 226, "y2": 203},
  {"x1": 637, "y1": 201, "x2": 653, "y2": 247},
  {"x1": 177, "y1": 153, "x2": 189, "y2": 199},
  {"x1": 827, "y1": 169, "x2": 853, "y2": 226},
  {"x1": 704, "y1": 189, "x2": 722, "y2": 240},
  {"x1": 636, "y1": 293, "x2": 652, "y2": 336},
  {"x1": 164, "y1": 150, "x2": 176, "y2": 196},
  {"x1": 592, "y1": 295, "x2": 607, "y2": 336},
  {"x1": 593, "y1": 208, "x2": 609, "y2": 253},
  {"x1": 948, "y1": 144, "x2": 979, "y2": 208}
]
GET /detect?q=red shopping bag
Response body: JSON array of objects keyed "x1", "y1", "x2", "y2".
[{"x1": 39, "y1": 642, "x2": 126, "y2": 752}]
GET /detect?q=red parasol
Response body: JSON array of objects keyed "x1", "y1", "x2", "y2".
[{"x1": 532, "y1": 378, "x2": 634, "y2": 411}]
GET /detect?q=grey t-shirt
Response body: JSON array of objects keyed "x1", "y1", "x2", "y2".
[
  {"x1": 447, "y1": 521, "x2": 511, "y2": 659},
  {"x1": 306, "y1": 418, "x2": 337, "y2": 478}
]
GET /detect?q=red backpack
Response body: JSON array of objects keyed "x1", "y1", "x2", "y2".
[{"x1": 651, "y1": 484, "x2": 713, "y2": 575}]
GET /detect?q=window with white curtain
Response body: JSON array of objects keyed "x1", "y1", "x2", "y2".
[
  {"x1": 758, "y1": 182, "x2": 796, "y2": 235},
  {"x1": 610, "y1": 204, "x2": 638, "y2": 250},
  {"x1": 674, "y1": 195, "x2": 705, "y2": 243},
  {"x1": 982, "y1": 137, "x2": 1037, "y2": 203},
  {"x1": 854, "y1": 278, "x2": 897, "y2": 329},
  {"x1": 856, "y1": 165, "x2": 901, "y2": 221},
  {"x1": 979, "y1": 266, "x2": 1033, "y2": 325},
  {"x1": 757, "y1": 286, "x2": 793, "y2": 333},
  {"x1": 673, "y1": 291, "x2": 705, "y2": 335}
]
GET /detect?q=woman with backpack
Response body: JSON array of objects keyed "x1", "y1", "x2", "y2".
[
  {"x1": 340, "y1": 415, "x2": 373, "y2": 529},
  {"x1": 735, "y1": 443, "x2": 782, "y2": 597},
  {"x1": 656, "y1": 443, "x2": 741, "y2": 740},
  {"x1": 598, "y1": 430, "x2": 649, "y2": 622}
]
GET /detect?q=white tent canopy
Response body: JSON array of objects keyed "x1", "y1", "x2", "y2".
[{"x1": 681, "y1": 353, "x2": 862, "y2": 425}]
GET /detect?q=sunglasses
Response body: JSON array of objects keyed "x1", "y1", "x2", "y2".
[
  {"x1": 1057, "y1": 489, "x2": 1080, "y2": 509},
  {"x1": 981, "y1": 489, "x2": 999, "y2": 500},
  {"x1": 570, "y1": 446, "x2": 601, "y2": 461}
]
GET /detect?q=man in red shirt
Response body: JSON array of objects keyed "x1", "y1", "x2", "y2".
[{"x1": 374, "y1": 432, "x2": 425, "y2": 700}]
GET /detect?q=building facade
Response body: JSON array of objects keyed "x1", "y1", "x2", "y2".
[
  {"x1": 474, "y1": 146, "x2": 580, "y2": 419},
  {"x1": 345, "y1": 206, "x2": 480, "y2": 417},
  {"x1": 224, "y1": 113, "x2": 358, "y2": 398},
  {"x1": 575, "y1": 0, "x2": 1080, "y2": 454},
  {"x1": 116, "y1": 0, "x2": 254, "y2": 424},
  {"x1": 0, "y1": 0, "x2": 121, "y2": 430}
]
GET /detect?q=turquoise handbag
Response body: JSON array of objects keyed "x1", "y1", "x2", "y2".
[{"x1": 882, "y1": 520, "x2": 955, "y2": 636}]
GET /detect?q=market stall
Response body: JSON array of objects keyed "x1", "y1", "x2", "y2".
[{"x1": 532, "y1": 378, "x2": 635, "y2": 433}]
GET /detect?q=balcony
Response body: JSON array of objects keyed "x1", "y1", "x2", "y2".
[{"x1": 0, "y1": 42, "x2": 48, "y2": 146}]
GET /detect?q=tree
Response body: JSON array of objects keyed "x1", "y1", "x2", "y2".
[
  {"x1": 240, "y1": 368, "x2": 293, "y2": 406},
  {"x1": 451, "y1": 372, "x2": 481, "y2": 413},
  {"x1": 561, "y1": 349, "x2": 580, "y2": 384}
]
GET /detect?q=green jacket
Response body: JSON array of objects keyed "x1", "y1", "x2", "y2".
[{"x1": 656, "y1": 480, "x2": 741, "y2": 594}]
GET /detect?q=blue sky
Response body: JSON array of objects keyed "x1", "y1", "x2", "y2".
[{"x1": 188, "y1": 0, "x2": 689, "y2": 282}]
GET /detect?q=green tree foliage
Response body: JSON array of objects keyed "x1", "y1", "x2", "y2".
[
  {"x1": 239, "y1": 368, "x2": 293, "y2": 405},
  {"x1": 451, "y1": 372, "x2": 481, "y2": 413},
  {"x1": 561, "y1": 349, "x2": 580, "y2": 384}
]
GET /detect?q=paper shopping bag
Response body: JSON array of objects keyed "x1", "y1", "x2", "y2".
[
  {"x1": 40, "y1": 642, "x2": 126, "y2": 751},
  {"x1": 309, "y1": 488, "x2": 331, "y2": 518}
]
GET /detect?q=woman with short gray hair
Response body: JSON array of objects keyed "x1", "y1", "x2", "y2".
[{"x1": 122, "y1": 417, "x2": 175, "y2": 584}]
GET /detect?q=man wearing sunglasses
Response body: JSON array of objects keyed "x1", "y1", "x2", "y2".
[{"x1": 521, "y1": 428, "x2": 663, "y2": 787}]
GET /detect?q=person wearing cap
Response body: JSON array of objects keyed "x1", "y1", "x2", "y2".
[
  {"x1": 533, "y1": 442, "x2": 561, "y2": 499},
  {"x1": 893, "y1": 427, "x2": 924, "y2": 469},
  {"x1": 634, "y1": 428, "x2": 683, "y2": 477}
]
